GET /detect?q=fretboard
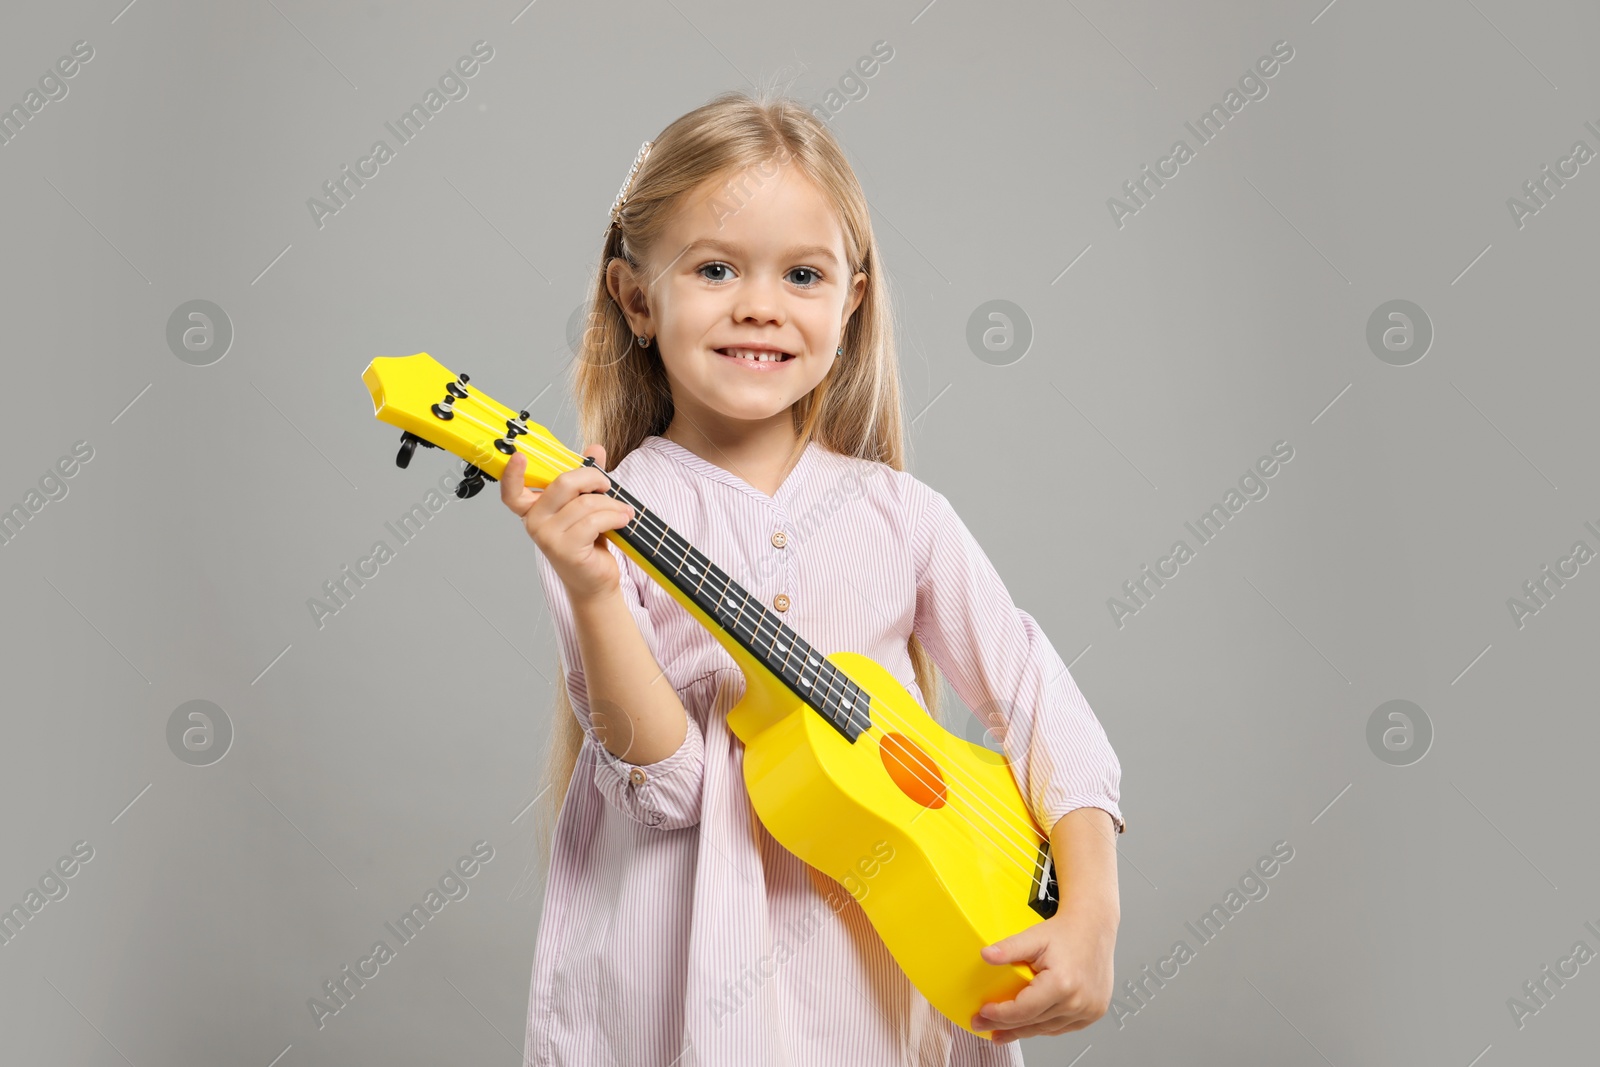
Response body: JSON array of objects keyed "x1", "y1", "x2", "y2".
[{"x1": 599, "y1": 470, "x2": 870, "y2": 743}]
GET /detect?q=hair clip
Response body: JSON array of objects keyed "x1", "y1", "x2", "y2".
[{"x1": 609, "y1": 140, "x2": 654, "y2": 229}]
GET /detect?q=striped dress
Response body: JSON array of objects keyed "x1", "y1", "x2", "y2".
[{"x1": 523, "y1": 434, "x2": 1123, "y2": 1066}]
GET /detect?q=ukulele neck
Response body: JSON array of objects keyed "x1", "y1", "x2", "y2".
[{"x1": 599, "y1": 472, "x2": 869, "y2": 745}]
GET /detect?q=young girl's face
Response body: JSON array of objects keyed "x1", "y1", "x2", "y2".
[{"x1": 609, "y1": 158, "x2": 867, "y2": 439}]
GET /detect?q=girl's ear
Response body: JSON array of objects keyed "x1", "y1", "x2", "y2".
[
  {"x1": 605, "y1": 256, "x2": 654, "y2": 337},
  {"x1": 842, "y1": 270, "x2": 868, "y2": 327}
]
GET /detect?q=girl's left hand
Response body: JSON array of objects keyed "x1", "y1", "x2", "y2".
[{"x1": 970, "y1": 901, "x2": 1119, "y2": 1043}]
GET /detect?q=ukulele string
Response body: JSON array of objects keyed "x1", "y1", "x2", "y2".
[
  {"x1": 446, "y1": 400, "x2": 1054, "y2": 865},
  {"x1": 445, "y1": 401, "x2": 1051, "y2": 863},
  {"x1": 445, "y1": 400, "x2": 1054, "y2": 863},
  {"x1": 456, "y1": 430, "x2": 1049, "y2": 884}
]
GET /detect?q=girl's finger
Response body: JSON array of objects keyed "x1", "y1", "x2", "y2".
[
  {"x1": 566, "y1": 499, "x2": 635, "y2": 549},
  {"x1": 499, "y1": 451, "x2": 539, "y2": 517},
  {"x1": 536, "y1": 443, "x2": 611, "y2": 515},
  {"x1": 993, "y1": 1013, "x2": 1078, "y2": 1043},
  {"x1": 545, "y1": 486, "x2": 630, "y2": 542},
  {"x1": 972, "y1": 977, "x2": 1056, "y2": 1032}
]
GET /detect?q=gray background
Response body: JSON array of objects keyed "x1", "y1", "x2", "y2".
[{"x1": 2, "y1": 0, "x2": 1595, "y2": 1064}]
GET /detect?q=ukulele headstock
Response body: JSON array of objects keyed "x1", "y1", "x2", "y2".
[{"x1": 361, "y1": 352, "x2": 578, "y2": 497}]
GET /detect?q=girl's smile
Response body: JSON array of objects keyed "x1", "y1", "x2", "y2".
[{"x1": 715, "y1": 344, "x2": 797, "y2": 370}]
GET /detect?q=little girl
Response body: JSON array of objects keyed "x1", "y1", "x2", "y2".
[{"x1": 502, "y1": 91, "x2": 1124, "y2": 1067}]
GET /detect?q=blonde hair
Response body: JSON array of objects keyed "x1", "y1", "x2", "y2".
[{"x1": 517, "y1": 88, "x2": 947, "y2": 895}]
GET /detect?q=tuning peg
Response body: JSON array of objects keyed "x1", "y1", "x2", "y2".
[
  {"x1": 432, "y1": 373, "x2": 472, "y2": 420},
  {"x1": 395, "y1": 430, "x2": 438, "y2": 469},
  {"x1": 454, "y1": 462, "x2": 500, "y2": 499}
]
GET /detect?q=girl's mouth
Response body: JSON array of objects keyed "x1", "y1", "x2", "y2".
[{"x1": 716, "y1": 347, "x2": 795, "y2": 369}]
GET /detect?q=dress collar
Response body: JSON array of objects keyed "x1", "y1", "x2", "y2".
[{"x1": 643, "y1": 434, "x2": 817, "y2": 509}]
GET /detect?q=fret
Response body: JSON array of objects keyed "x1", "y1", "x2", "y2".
[
  {"x1": 610, "y1": 487, "x2": 639, "y2": 535},
  {"x1": 795, "y1": 644, "x2": 822, "y2": 701},
  {"x1": 840, "y1": 673, "x2": 862, "y2": 735},
  {"x1": 687, "y1": 557, "x2": 716, "y2": 614},
  {"x1": 827, "y1": 664, "x2": 865, "y2": 734},
  {"x1": 735, "y1": 588, "x2": 758, "y2": 641},
  {"x1": 717, "y1": 573, "x2": 747, "y2": 632},
  {"x1": 771, "y1": 614, "x2": 804, "y2": 686},
  {"x1": 661, "y1": 532, "x2": 688, "y2": 577},
  {"x1": 735, "y1": 585, "x2": 756, "y2": 635},
  {"x1": 606, "y1": 473, "x2": 867, "y2": 743},
  {"x1": 687, "y1": 549, "x2": 709, "y2": 600},
  {"x1": 764, "y1": 620, "x2": 789, "y2": 676},
  {"x1": 758, "y1": 605, "x2": 784, "y2": 662},
  {"x1": 774, "y1": 633, "x2": 800, "y2": 684},
  {"x1": 724, "y1": 579, "x2": 758, "y2": 646},
  {"x1": 818, "y1": 661, "x2": 851, "y2": 733}
]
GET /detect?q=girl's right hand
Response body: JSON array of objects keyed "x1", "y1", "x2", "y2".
[{"x1": 499, "y1": 443, "x2": 636, "y2": 605}]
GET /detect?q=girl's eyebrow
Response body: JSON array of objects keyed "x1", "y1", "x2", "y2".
[{"x1": 680, "y1": 237, "x2": 839, "y2": 267}]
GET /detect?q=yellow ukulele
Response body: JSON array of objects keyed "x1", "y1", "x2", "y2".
[{"x1": 362, "y1": 352, "x2": 1063, "y2": 1040}]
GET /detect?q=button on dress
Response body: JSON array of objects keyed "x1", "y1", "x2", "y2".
[{"x1": 524, "y1": 435, "x2": 1123, "y2": 1067}]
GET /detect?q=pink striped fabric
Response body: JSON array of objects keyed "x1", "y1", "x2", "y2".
[{"x1": 523, "y1": 434, "x2": 1123, "y2": 1066}]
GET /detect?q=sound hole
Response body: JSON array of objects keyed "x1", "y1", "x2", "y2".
[{"x1": 879, "y1": 731, "x2": 947, "y2": 809}]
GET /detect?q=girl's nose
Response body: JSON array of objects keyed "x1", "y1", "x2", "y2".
[{"x1": 732, "y1": 277, "x2": 785, "y2": 326}]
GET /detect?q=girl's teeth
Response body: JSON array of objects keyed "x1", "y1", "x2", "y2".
[{"x1": 724, "y1": 349, "x2": 787, "y2": 362}]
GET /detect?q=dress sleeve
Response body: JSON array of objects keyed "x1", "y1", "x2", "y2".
[
  {"x1": 536, "y1": 544, "x2": 706, "y2": 831},
  {"x1": 909, "y1": 481, "x2": 1125, "y2": 835}
]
